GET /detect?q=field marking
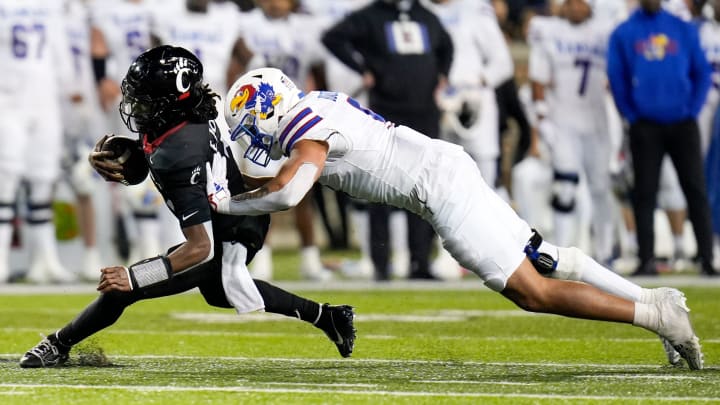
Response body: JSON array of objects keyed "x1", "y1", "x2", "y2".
[
  {"x1": 575, "y1": 374, "x2": 703, "y2": 381},
  {"x1": 171, "y1": 309, "x2": 538, "y2": 324},
  {"x1": 0, "y1": 353, "x2": 706, "y2": 370},
  {"x1": 412, "y1": 380, "x2": 540, "y2": 386},
  {"x1": 0, "y1": 383, "x2": 717, "y2": 401},
  {"x1": 5, "y1": 327, "x2": 718, "y2": 344}
]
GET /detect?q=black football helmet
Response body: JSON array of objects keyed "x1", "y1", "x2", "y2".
[{"x1": 119, "y1": 45, "x2": 206, "y2": 136}]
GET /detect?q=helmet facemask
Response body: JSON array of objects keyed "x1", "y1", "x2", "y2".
[{"x1": 230, "y1": 112, "x2": 283, "y2": 167}]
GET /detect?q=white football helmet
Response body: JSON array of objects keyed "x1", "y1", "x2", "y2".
[{"x1": 225, "y1": 68, "x2": 305, "y2": 167}]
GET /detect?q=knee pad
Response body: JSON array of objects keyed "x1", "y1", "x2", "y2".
[
  {"x1": 524, "y1": 229, "x2": 583, "y2": 281},
  {"x1": 551, "y1": 171, "x2": 579, "y2": 213},
  {"x1": 26, "y1": 181, "x2": 55, "y2": 225}
]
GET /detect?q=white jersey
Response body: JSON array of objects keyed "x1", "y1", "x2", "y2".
[
  {"x1": 241, "y1": 9, "x2": 327, "y2": 89},
  {"x1": 300, "y1": 0, "x2": 371, "y2": 97},
  {"x1": 528, "y1": 16, "x2": 613, "y2": 133},
  {"x1": 91, "y1": 1, "x2": 154, "y2": 82},
  {"x1": 0, "y1": 0, "x2": 74, "y2": 105},
  {"x1": 592, "y1": 0, "x2": 628, "y2": 25},
  {"x1": 697, "y1": 18, "x2": 720, "y2": 152},
  {"x1": 699, "y1": 19, "x2": 720, "y2": 96},
  {"x1": 662, "y1": 0, "x2": 691, "y2": 21},
  {"x1": 275, "y1": 90, "x2": 532, "y2": 290},
  {"x1": 424, "y1": 0, "x2": 512, "y2": 88},
  {"x1": 153, "y1": 6, "x2": 242, "y2": 95}
]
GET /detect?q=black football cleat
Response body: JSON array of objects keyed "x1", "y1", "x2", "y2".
[
  {"x1": 19, "y1": 334, "x2": 70, "y2": 368},
  {"x1": 318, "y1": 304, "x2": 356, "y2": 358}
]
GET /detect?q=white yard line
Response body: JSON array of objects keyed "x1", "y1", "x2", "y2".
[
  {"x1": 0, "y1": 383, "x2": 717, "y2": 401},
  {"x1": 5, "y1": 326, "x2": 717, "y2": 344}
]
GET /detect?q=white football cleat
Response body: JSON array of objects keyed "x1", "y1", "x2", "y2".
[
  {"x1": 654, "y1": 290, "x2": 703, "y2": 370},
  {"x1": 643, "y1": 288, "x2": 681, "y2": 366}
]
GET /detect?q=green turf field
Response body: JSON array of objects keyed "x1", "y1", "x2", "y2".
[{"x1": 0, "y1": 252, "x2": 718, "y2": 404}]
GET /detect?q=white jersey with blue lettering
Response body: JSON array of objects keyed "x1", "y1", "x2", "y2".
[
  {"x1": 0, "y1": 0, "x2": 73, "y2": 104},
  {"x1": 529, "y1": 17, "x2": 613, "y2": 133},
  {"x1": 0, "y1": 0, "x2": 73, "y2": 181},
  {"x1": 153, "y1": 5, "x2": 242, "y2": 96},
  {"x1": 241, "y1": 9, "x2": 327, "y2": 89},
  {"x1": 91, "y1": 1, "x2": 154, "y2": 83},
  {"x1": 275, "y1": 90, "x2": 533, "y2": 291}
]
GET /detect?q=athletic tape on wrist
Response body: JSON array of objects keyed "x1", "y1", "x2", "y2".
[{"x1": 128, "y1": 255, "x2": 172, "y2": 289}]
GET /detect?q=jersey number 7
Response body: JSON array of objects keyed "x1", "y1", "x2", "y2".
[{"x1": 574, "y1": 58, "x2": 591, "y2": 96}]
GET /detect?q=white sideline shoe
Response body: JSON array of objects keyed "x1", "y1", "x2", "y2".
[{"x1": 654, "y1": 290, "x2": 704, "y2": 370}]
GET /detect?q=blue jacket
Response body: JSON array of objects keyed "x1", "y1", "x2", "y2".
[{"x1": 607, "y1": 9, "x2": 712, "y2": 124}]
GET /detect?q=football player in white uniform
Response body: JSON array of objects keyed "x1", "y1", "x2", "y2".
[
  {"x1": 0, "y1": 0, "x2": 78, "y2": 283},
  {"x1": 62, "y1": 0, "x2": 106, "y2": 281},
  {"x1": 232, "y1": 0, "x2": 333, "y2": 281},
  {"x1": 691, "y1": 0, "x2": 720, "y2": 269},
  {"x1": 529, "y1": 0, "x2": 617, "y2": 265},
  {"x1": 152, "y1": 0, "x2": 244, "y2": 97},
  {"x1": 205, "y1": 67, "x2": 704, "y2": 369},
  {"x1": 426, "y1": 0, "x2": 513, "y2": 190},
  {"x1": 91, "y1": 0, "x2": 180, "y2": 264}
]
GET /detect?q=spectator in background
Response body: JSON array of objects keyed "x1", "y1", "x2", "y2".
[
  {"x1": 607, "y1": 0, "x2": 717, "y2": 276},
  {"x1": 322, "y1": 0, "x2": 453, "y2": 280},
  {"x1": 0, "y1": 0, "x2": 77, "y2": 284},
  {"x1": 529, "y1": 0, "x2": 617, "y2": 267}
]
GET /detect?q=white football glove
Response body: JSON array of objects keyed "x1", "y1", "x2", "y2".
[{"x1": 205, "y1": 160, "x2": 230, "y2": 213}]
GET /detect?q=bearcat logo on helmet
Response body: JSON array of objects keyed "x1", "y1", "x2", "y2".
[{"x1": 229, "y1": 82, "x2": 282, "y2": 119}]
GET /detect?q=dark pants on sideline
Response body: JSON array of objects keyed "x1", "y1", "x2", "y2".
[
  {"x1": 368, "y1": 110, "x2": 438, "y2": 280},
  {"x1": 369, "y1": 204, "x2": 436, "y2": 280},
  {"x1": 629, "y1": 119, "x2": 715, "y2": 273}
]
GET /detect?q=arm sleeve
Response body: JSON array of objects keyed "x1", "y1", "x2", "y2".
[
  {"x1": 606, "y1": 27, "x2": 639, "y2": 123},
  {"x1": 224, "y1": 162, "x2": 319, "y2": 216},
  {"x1": 528, "y1": 40, "x2": 551, "y2": 85},
  {"x1": 321, "y1": 12, "x2": 367, "y2": 74},
  {"x1": 688, "y1": 24, "x2": 712, "y2": 118}
]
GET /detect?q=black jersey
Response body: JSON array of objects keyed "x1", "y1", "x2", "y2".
[{"x1": 142, "y1": 120, "x2": 270, "y2": 255}]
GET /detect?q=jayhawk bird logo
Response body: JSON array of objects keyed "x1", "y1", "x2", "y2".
[{"x1": 636, "y1": 34, "x2": 678, "y2": 61}]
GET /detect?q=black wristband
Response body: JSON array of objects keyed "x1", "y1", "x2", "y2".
[{"x1": 92, "y1": 57, "x2": 107, "y2": 84}]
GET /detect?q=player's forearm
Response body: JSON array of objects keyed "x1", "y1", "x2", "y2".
[
  {"x1": 218, "y1": 163, "x2": 318, "y2": 216},
  {"x1": 167, "y1": 222, "x2": 215, "y2": 273}
]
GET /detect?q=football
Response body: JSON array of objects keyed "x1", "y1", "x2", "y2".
[{"x1": 101, "y1": 135, "x2": 149, "y2": 186}]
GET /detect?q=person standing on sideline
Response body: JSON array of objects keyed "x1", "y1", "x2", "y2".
[
  {"x1": 322, "y1": 0, "x2": 453, "y2": 280},
  {"x1": 607, "y1": 0, "x2": 717, "y2": 276}
]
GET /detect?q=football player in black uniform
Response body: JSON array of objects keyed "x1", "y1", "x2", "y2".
[{"x1": 19, "y1": 46, "x2": 355, "y2": 368}]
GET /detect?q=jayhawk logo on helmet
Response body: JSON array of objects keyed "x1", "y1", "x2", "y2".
[{"x1": 229, "y1": 82, "x2": 282, "y2": 119}]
